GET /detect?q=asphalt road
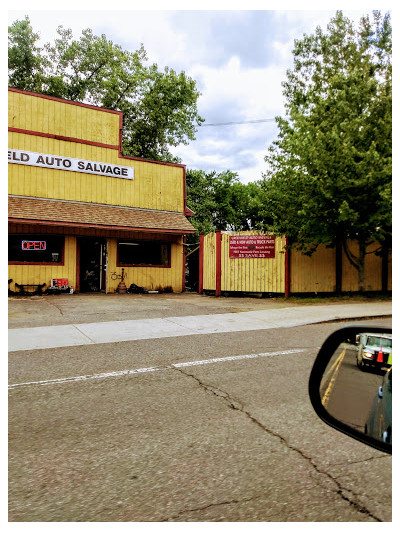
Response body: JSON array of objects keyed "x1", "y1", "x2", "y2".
[
  {"x1": 9, "y1": 318, "x2": 392, "y2": 522},
  {"x1": 320, "y1": 345, "x2": 387, "y2": 433}
]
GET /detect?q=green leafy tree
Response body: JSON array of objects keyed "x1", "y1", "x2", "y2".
[
  {"x1": 262, "y1": 11, "x2": 391, "y2": 291},
  {"x1": 8, "y1": 17, "x2": 49, "y2": 92},
  {"x1": 185, "y1": 168, "x2": 264, "y2": 290},
  {"x1": 186, "y1": 169, "x2": 264, "y2": 241},
  {"x1": 8, "y1": 17, "x2": 203, "y2": 162}
]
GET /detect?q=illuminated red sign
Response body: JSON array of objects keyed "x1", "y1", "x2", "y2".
[
  {"x1": 22, "y1": 240, "x2": 47, "y2": 250},
  {"x1": 229, "y1": 235, "x2": 275, "y2": 258}
]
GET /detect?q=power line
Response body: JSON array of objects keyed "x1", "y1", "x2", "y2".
[{"x1": 200, "y1": 118, "x2": 276, "y2": 127}]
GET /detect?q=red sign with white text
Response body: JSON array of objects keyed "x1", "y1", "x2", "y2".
[{"x1": 229, "y1": 235, "x2": 275, "y2": 259}]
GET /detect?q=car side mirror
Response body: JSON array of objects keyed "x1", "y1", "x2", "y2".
[{"x1": 309, "y1": 325, "x2": 392, "y2": 454}]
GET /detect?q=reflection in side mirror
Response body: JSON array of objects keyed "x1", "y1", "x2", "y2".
[{"x1": 309, "y1": 325, "x2": 392, "y2": 454}]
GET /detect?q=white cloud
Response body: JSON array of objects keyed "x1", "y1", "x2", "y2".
[{"x1": 189, "y1": 56, "x2": 286, "y2": 120}]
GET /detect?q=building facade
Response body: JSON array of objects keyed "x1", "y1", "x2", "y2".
[{"x1": 8, "y1": 88, "x2": 195, "y2": 294}]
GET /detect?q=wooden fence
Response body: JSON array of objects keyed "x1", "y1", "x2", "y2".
[{"x1": 199, "y1": 231, "x2": 391, "y2": 296}]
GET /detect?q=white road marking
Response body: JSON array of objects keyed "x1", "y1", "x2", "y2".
[{"x1": 8, "y1": 349, "x2": 305, "y2": 389}]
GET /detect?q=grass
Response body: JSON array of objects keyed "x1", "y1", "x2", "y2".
[{"x1": 283, "y1": 293, "x2": 392, "y2": 305}]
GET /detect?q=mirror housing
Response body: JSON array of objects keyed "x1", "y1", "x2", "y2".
[{"x1": 309, "y1": 325, "x2": 392, "y2": 454}]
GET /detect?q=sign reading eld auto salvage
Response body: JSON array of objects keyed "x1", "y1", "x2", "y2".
[
  {"x1": 229, "y1": 235, "x2": 275, "y2": 259},
  {"x1": 8, "y1": 149, "x2": 134, "y2": 180}
]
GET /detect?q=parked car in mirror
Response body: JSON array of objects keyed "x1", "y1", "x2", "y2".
[{"x1": 355, "y1": 333, "x2": 392, "y2": 371}]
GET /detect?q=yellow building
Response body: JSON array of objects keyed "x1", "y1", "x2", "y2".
[{"x1": 8, "y1": 88, "x2": 195, "y2": 294}]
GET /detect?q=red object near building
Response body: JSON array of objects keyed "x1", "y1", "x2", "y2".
[{"x1": 229, "y1": 235, "x2": 275, "y2": 259}]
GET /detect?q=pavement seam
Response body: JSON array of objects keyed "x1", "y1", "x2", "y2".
[
  {"x1": 161, "y1": 316, "x2": 204, "y2": 335},
  {"x1": 173, "y1": 367, "x2": 383, "y2": 522},
  {"x1": 71, "y1": 324, "x2": 97, "y2": 345}
]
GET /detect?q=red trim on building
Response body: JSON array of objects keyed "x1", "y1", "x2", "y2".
[
  {"x1": 119, "y1": 113, "x2": 124, "y2": 152},
  {"x1": 285, "y1": 236, "x2": 291, "y2": 298},
  {"x1": 215, "y1": 231, "x2": 222, "y2": 297},
  {"x1": 8, "y1": 217, "x2": 195, "y2": 234},
  {"x1": 8, "y1": 127, "x2": 120, "y2": 151},
  {"x1": 8, "y1": 87, "x2": 122, "y2": 115},
  {"x1": 116, "y1": 150, "x2": 186, "y2": 169},
  {"x1": 199, "y1": 234, "x2": 204, "y2": 294},
  {"x1": 183, "y1": 166, "x2": 187, "y2": 215}
]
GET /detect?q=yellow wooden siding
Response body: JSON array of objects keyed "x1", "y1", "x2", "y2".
[
  {"x1": 106, "y1": 239, "x2": 183, "y2": 293},
  {"x1": 202, "y1": 232, "x2": 388, "y2": 294},
  {"x1": 202, "y1": 233, "x2": 216, "y2": 291},
  {"x1": 290, "y1": 245, "x2": 336, "y2": 293},
  {"x1": 8, "y1": 90, "x2": 185, "y2": 212},
  {"x1": 220, "y1": 231, "x2": 286, "y2": 293},
  {"x1": 202, "y1": 231, "x2": 285, "y2": 293},
  {"x1": 9, "y1": 132, "x2": 184, "y2": 212},
  {"x1": 291, "y1": 242, "x2": 385, "y2": 293},
  {"x1": 8, "y1": 236, "x2": 77, "y2": 292},
  {"x1": 341, "y1": 241, "x2": 383, "y2": 292},
  {"x1": 9, "y1": 90, "x2": 120, "y2": 146}
]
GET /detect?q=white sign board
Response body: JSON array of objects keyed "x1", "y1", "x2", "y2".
[{"x1": 8, "y1": 149, "x2": 134, "y2": 180}]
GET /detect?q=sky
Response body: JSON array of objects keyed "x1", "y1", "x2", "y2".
[{"x1": 7, "y1": 2, "x2": 393, "y2": 184}]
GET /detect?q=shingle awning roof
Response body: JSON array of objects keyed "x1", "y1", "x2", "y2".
[{"x1": 8, "y1": 196, "x2": 195, "y2": 234}]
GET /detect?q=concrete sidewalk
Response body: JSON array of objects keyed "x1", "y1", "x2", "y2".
[{"x1": 8, "y1": 301, "x2": 391, "y2": 352}]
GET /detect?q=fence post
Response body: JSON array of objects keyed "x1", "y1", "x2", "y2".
[
  {"x1": 216, "y1": 231, "x2": 222, "y2": 297},
  {"x1": 199, "y1": 234, "x2": 204, "y2": 294},
  {"x1": 285, "y1": 236, "x2": 290, "y2": 297}
]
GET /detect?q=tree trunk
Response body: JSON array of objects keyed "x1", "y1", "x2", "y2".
[
  {"x1": 357, "y1": 241, "x2": 366, "y2": 292},
  {"x1": 335, "y1": 239, "x2": 342, "y2": 294},
  {"x1": 342, "y1": 239, "x2": 368, "y2": 293},
  {"x1": 381, "y1": 244, "x2": 389, "y2": 293}
]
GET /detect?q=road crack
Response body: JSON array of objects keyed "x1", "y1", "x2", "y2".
[
  {"x1": 327, "y1": 454, "x2": 388, "y2": 468},
  {"x1": 161, "y1": 494, "x2": 261, "y2": 522},
  {"x1": 47, "y1": 301, "x2": 65, "y2": 317},
  {"x1": 173, "y1": 367, "x2": 383, "y2": 522}
]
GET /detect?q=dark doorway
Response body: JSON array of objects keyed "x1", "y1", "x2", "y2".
[
  {"x1": 186, "y1": 247, "x2": 199, "y2": 292},
  {"x1": 78, "y1": 238, "x2": 107, "y2": 292}
]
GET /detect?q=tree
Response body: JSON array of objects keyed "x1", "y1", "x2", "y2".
[
  {"x1": 8, "y1": 17, "x2": 49, "y2": 93},
  {"x1": 262, "y1": 11, "x2": 391, "y2": 291},
  {"x1": 8, "y1": 17, "x2": 203, "y2": 162},
  {"x1": 185, "y1": 168, "x2": 264, "y2": 290},
  {"x1": 186, "y1": 169, "x2": 264, "y2": 241}
]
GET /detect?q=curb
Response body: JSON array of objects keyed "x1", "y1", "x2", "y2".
[{"x1": 312, "y1": 314, "x2": 392, "y2": 326}]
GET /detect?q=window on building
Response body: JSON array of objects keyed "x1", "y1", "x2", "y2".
[
  {"x1": 8, "y1": 235, "x2": 64, "y2": 264},
  {"x1": 117, "y1": 241, "x2": 170, "y2": 267}
]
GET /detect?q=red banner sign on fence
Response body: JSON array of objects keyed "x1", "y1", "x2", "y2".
[{"x1": 229, "y1": 235, "x2": 275, "y2": 259}]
